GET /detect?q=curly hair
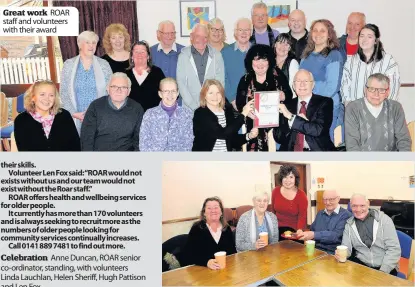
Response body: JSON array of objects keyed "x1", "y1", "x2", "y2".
[
  {"x1": 103, "y1": 23, "x2": 131, "y2": 55},
  {"x1": 195, "y1": 197, "x2": 229, "y2": 230},
  {"x1": 357, "y1": 24, "x2": 384, "y2": 64},
  {"x1": 244, "y1": 44, "x2": 276, "y2": 75},
  {"x1": 24, "y1": 80, "x2": 61, "y2": 115},
  {"x1": 278, "y1": 164, "x2": 300, "y2": 187},
  {"x1": 302, "y1": 19, "x2": 340, "y2": 59}
]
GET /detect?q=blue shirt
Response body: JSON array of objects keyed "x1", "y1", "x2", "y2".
[
  {"x1": 150, "y1": 43, "x2": 184, "y2": 79},
  {"x1": 74, "y1": 61, "x2": 97, "y2": 112}
]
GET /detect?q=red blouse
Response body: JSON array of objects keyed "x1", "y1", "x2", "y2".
[{"x1": 271, "y1": 186, "x2": 308, "y2": 230}]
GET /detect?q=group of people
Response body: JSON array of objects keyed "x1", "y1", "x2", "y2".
[
  {"x1": 175, "y1": 164, "x2": 401, "y2": 277},
  {"x1": 13, "y1": 2, "x2": 412, "y2": 151}
]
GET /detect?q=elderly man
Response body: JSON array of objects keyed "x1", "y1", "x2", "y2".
[
  {"x1": 222, "y1": 18, "x2": 252, "y2": 109},
  {"x1": 273, "y1": 69, "x2": 335, "y2": 151},
  {"x1": 297, "y1": 190, "x2": 351, "y2": 254},
  {"x1": 176, "y1": 24, "x2": 224, "y2": 111},
  {"x1": 345, "y1": 73, "x2": 411, "y2": 151},
  {"x1": 80, "y1": 72, "x2": 144, "y2": 151},
  {"x1": 288, "y1": 9, "x2": 308, "y2": 61},
  {"x1": 150, "y1": 20, "x2": 184, "y2": 79},
  {"x1": 338, "y1": 12, "x2": 366, "y2": 62},
  {"x1": 250, "y1": 2, "x2": 279, "y2": 46},
  {"x1": 336, "y1": 194, "x2": 400, "y2": 275}
]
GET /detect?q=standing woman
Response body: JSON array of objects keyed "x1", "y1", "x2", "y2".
[
  {"x1": 273, "y1": 33, "x2": 299, "y2": 90},
  {"x1": 300, "y1": 20, "x2": 343, "y2": 142},
  {"x1": 102, "y1": 23, "x2": 131, "y2": 73},
  {"x1": 125, "y1": 41, "x2": 166, "y2": 111},
  {"x1": 60, "y1": 30, "x2": 113, "y2": 133},
  {"x1": 14, "y1": 80, "x2": 80, "y2": 151},
  {"x1": 341, "y1": 24, "x2": 400, "y2": 105},
  {"x1": 271, "y1": 164, "x2": 308, "y2": 241},
  {"x1": 208, "y1": 18, "x2": 229, "y2": 52}
]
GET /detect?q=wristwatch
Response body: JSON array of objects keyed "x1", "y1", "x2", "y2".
[{"x1": 246, "y1": 133, "x2": 251, "y2": 141}]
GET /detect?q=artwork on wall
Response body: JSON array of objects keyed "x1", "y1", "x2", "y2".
[
  {"x1": 262, "y1": 0, "x2": 297, "y2": 32},
  {"x1": 179, "y1": 0, "x2": 216, "y2": 37}
]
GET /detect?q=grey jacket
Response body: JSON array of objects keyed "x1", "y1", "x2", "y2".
[
  {"x1": 341, "y1": 209, "x2": 400, "y2": 273},
  {"x1": 176, "y1": 45, "x2": 224, "y2": 111}
]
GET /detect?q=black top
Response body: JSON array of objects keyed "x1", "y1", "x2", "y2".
[
  {"x1": 125, "y1": 66, "x2": 165, "y2": 111},
  {"x1": 14, "y1": 109, "x2": 80, "y2": 151},
  {"x1": 182, "y1": 221, "x2": 237, "y2": 267},
  {"x1": 101, "y1": 54, "x2": 130, "y2": 73},
  {"x1": 288, "y1": 30, "x2": 309, "y2": 61},
  {"x1": 355, "y1": 210, "x2": 375, "y2": 248}
]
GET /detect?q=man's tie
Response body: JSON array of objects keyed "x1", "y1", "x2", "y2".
[{"x1": 293, "y1": 101, "x2": 307, "y2": 151}]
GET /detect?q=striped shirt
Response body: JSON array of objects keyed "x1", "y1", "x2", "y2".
[
  {"x1": 212, "y1": 111, "x2": 227, "y2": 152},
  {"x1": 341, "y1": 53, "x2": 400, "y2": 102}
]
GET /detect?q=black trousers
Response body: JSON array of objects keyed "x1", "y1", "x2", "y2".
[{"x1": 350, "y1": 256, "x2": 398, "y2": 276}]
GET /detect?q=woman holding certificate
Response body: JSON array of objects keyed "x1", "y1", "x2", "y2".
[{"x1": 236, "y1": 44, "x2": 292, "y2": 151}]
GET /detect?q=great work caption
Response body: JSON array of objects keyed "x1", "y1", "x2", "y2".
[{"x1": 0, "y1": 7, "x2": 79, "y2": 36}]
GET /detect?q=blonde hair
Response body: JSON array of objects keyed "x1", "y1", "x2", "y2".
[
  {"x1": 208, "y1": 17, "x2": 226, "y2": 42},
  {"x1": 77, "y1": 31, "x2": 99, "y2": 49},
  {"x1": 159, "y1": 77, "x2": 178, "y2": 91},
  {"x1": 199, "y1": 79, "x2": 225, "y2": 109},
  {"x1": 103, "y1": 23, "x2": 131, "y2": 55},
  {"x1": 24, "y1": 80, "x2": 61, "y2": 115}
]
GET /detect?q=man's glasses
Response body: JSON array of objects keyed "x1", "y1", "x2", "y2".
[
  {"x1": 158, "y1": 31, "x2": 176, "y2": 37},
  {"x1": 365, "y1": 86, "x2": 388, "y2": 94},
  {"x1": 323, "y1": 197, "x2": 339, "y2": 202},
  {"x1": 236, "y1": 28, "x2": 251, "y2": 33},
  {"x1": 294, "y1": 80, "x2": 313, "y2": 84},
  {"x1": 110, "y1": 85, "x2": 129, "y2": 92}
]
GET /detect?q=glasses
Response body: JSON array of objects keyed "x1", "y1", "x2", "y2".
[
  {"x1": 158, "y1": 31, "x2": 176, "y2": 37},
  {"x1": 110, "y1": 85, "x2": 129, "y2": 92},
  {"x1": 323, "y1": 197, "x2": 339, "y2": 202},
  {"x1": 365, "y1": 86, "x2": 388, "y2": 94},
  {"x1": 253, "y1": 14, "x2": 267, "y2": 18},
  {"x1": 236, "y1": 28, "x2": 251, "y2": 33},
  {"x1": 294, "y1": 80, "x2": 313, "y2": 84},
  {"x1": 160, "y1": 90, "x2": 178, "y2": 95},
  {"x1": 210, "y1": 28, "x2": 224, "y2": 34}
]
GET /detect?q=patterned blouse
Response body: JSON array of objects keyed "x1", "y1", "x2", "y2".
[{"x1": 75, "y1": 62, "x2": 97, "y2": 112}]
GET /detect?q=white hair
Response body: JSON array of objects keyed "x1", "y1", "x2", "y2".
[
  {"x1": 350, "y1": 193, "x2": 368, "y2": 202},
  {"x1": 251, "y1": 2, "x2": 268, "y2": 15},
  {"x1": 191, "y1": 23, "x2": 208, "y2": 34},
  {"x1": 348, "y1": 12, "x2": 366, "y2": 24},
  {"x1": 253, "y1": 191, "x2": 270, "y2": 202},
  {"x1": 234, "y1": 17, "x2": 252, "y2": 30},
  {"x1": 294, "y1": 69, "x2": 314, "y2": 81},
  {"x1": 107, "y1": 72, "x2": 132, "y2": 89},
  {"x1": 77, "y1": 31, "x2": 99, "y2": 49},
  {"x1": 158, "y1": 20, "x2": 175, "y2": 31}
]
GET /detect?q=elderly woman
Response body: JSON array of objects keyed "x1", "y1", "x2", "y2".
[
  {"x1": 102, "y1": 23, "x2": 131, "y2": 73},
  {"x1": 182, "y1": 197, "x2": 237, "y2": 270},
  {"x1": 14, "y1": 80, "x2": 80, "y2": 151},
  {"x1": 273, "y1": 33, "x2": 299, "y2": 90},
  {"x1": 235, "y1": 191, "x2": 279, "y2": 252},
  {"x1": 139, "y1": 77, "x2": 193, "y2": 151},
  {"x1": 208, "y1": 18, "x2": 229, "y2": 52},
  {"x1": 60, "y1": 30, "x2": 112, "y2": 133},
  {"x1": 236, "y1": 44, "x2": 292, "y2": 151},
  {"x1": 341, "y1": 24, "x2": 400, "y2": 105},
  {"x1": 271, "y1": 165, "x2": 308, "y2": 240},
  {"x1": 192, "y1": 79, "x2": 258, "y2": 151},
  {"x1": 125, "y1": 41, "x2": 166, "y2": 111}
]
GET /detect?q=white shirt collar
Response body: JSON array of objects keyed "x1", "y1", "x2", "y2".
[
  {"x1": 324, "y1": 204, "x2": 341, "y2": 215},
  {"x1": 297, "y1": 95, "x2": 312, "y2": 108},
  {"x1": 234, "y1": 41, "x2": 251, "y2": 52},
  {"x1": 364, "y1": 97, "x2": 383, "y2": 118},
  {"x1": 157, "y1": 42, "x2": 177, "y2": 53}
]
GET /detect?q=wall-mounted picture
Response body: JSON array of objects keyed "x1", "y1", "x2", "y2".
[
  {"x1": 179, "y1": 0, "x2": 216, "y2": 37},
  {"x1": 263, "y1": 0, "x2": 297, "y2": 31}
]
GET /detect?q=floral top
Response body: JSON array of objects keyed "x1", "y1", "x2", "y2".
[
  {"x1": 29, "y1": 112, "x2": 55, "y2": 138},
  {"x1": 75, "y1": 61, "x2": 97, "y2": 112}
]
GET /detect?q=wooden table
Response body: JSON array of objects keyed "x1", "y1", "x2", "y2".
[
  {"x1": 163, "y1": 240, "x2": 326, "y2": 286},
  {"x1": 273, "y1": 255, "x2": 414, "y2": 286}
]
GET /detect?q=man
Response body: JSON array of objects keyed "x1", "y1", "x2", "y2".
[
  {"x1": 222, "y1": 18, "x2": 252, "y2": 109},
  {"x1": 345, "y1": 73, "x2": 411, "y2": 151},
  {"x1": 176, "y1": 24, "x2": 225, "y2": 111},
  {"x1": 288, "y1": 9, "x2": 308, "y2": 61},
  {"x1": 336, "y1": 194, "x2": 401, "y2": 275},
  {"x1": 273, "y1": 69, "x2": 335, "y2": 151},
  {"x1": 250, "y1": 2, "x2": 279, "y2": 46},
  {"x1": 338, "y1": 12, "x2": 366, "y2": 63},
  {"x1": 297, "y1": 190, "x2": 351, "y2": 254},
  {"x1": 80, "y1": 73, "x2": 144, "y2": 151},
  {"x1": 150, "y1": 20, "x2": 184, "y2": 79}
]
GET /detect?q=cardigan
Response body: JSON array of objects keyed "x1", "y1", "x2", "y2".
[
  {"x1": 182, "y1": 221, "x2": 236, "y2": 267},
  {"x1": 14, "y1": 109, "x2": 80, "y2": 151}
]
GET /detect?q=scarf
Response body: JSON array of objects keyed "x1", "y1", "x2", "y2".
[
  {"x1": 250, "y1": 209, "x2": 274, "y2": 245},
  {"x1": 249, "y1": 24, "x2": 276, "y2": 46},
  {"x1": 29, "y1": 111, "x2": 55, "y2": 139},
  {"x1": 161, "y1": 101, "x2": 178, "y2": 118}
]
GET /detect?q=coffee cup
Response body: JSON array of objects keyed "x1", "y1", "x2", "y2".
[
  {"x1": 259, "y1": 232, "x2": 268, "y2": 245},
  {"x1": 214, "y1": 251, "x2": 226, "y2": 269},
  {"x1": 336, "y1": 245, "x2": 348, "y2": 263}
]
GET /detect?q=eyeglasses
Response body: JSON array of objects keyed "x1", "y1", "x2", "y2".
[
  {"x1": 253, "y1": 14, "x2": 267, "y2": 18},
  {"x1": 365, "y1": 86, "x2": 388, "y2": 94},
  {"x1": 158, "y1": 31, "x2": 176, "y2": 37},
  {"x1": 236, "y1": 28, "x2": 251, "y2": 33},
  {"x1": 160, "y1": 90, "x2": 178, "y2": 95},
  {"x1": 109, "y1": 85, "x2": 129, "y2": 92},
  {"x1": 294, "y1": 80, "x2": 313, "y2": 84},
  {"x1": 323, "y1": 197, "x2": 339, "y2": 202},
  {"x1": 210, "y1": 28, "x2": 224, "y2": 34}
]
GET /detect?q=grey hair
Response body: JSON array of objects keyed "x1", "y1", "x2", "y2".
[
  {"x1": 77, "y1": 31, "x2": 99, "y2": 49},
  {"x1": 251, "y1": 2, "x2": 268, "y2": 15},
  {"x1": 252, "y1": 191, "x2": 270, "y2": 202},
  {"x1": 158, "y1": 20, "x2": 175, "y2": 31},
  {"x1": 208, "y1": 17, "x2": 227, "y2": 41},
  {"x1": 234, "y1": 17, "x2": 253, "y2": 31},
  {"x1": 349, "y1": 12, "x2": 366, "y2": 24},
  {"x1": 192, "y1": 23, "x2": 208, "y2": 34},
  {"x1": 107, "y1": 72, "x2": 132, "y2": 89},
  {"x1": 294, "y1": 69, "x2": 314, "y2": 81},
  {"x1": 366, "y1": 73, "x2": 390, "y2": 87},
  {"x1": 350, "y1": 193, "x2": 368, "y2": 202},
  {"x1": 159, "y1": 77, "x2": 178, "y2": 90}
]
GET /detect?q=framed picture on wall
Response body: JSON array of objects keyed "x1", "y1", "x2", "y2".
[
  {"x1": 179, "y1": 0, "x2": 216, "y2": 37},
  {"x1": 262, "y1": 0, "x2": 297, "y2": 32}
]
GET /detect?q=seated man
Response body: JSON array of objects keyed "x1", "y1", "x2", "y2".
[
  {"x1": 345, "y1": 73, "x2": 411, "y2": 151},
  {"x1": 273, "y1": 69, "x2": 335, "y2": 151},
  {"x1": 296, "y1": 190, "x2": 351, "y2": 254},
  {"x1": 81, "y1": 72, "x2": 144, "y2": 151},
  {"x1": 336, "y1": 193, "x2": 401, "y2": 275}
]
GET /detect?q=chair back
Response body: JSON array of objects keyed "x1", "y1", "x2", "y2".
[
  {"x1": 0, "y1": 92, "x2": 8, "y2": 126},
  {"x1": 397, "y1": 230, "x2": 412, "y2": 259},
  {"x1": 347, "y1": 202, "x2": 352, "y2": 212},
  {"x1": 223, "y1": 207, "x2": 235, "y2": 226},
  {"x1": 235, "y1": 205, "x2": 253, "y2": 223}
]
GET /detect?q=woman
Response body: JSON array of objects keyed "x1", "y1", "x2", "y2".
[
  {"x1": 182, "y1": 197, "x2": 237, "y2": 270},
  {"x1": 14, "y1": 80, "x2": 80, "y2": 151},
  {"x1": 208, "y1": 18, "x2": 229, "y2": 52},
  {"x1": 125, "y1": 41, "x2": 166, "y2": 111},
  {"x1": 60, "y1": 30, "x2": 112, "y2": 132},
  {"x1": 102, "y1": 23, "x2": 131, "y2": 73},
  {"x1": 235, "y1": 191, "x2": 279, "y2": 252},
  {"x1": 271, "y1": 165, "x2": 308, "y2": 241},
  {"x1": 300, "y1": 19, "x2": 343, "y2": 143},
  {"x1": 273, "y1": 33, "x2": 299, "y2": 90},
  {"x1": 192, "y1": 79, "x2": 259, "y2": 152},
  {"x1": 236, "y1": 44, "x2": 292, "y2": 151},
  {"x1": 139, "y1": 77, "x2": 193, "y2": 151},
  {"x1": 341, "y1": 24, "x2": 400, "y2": 105}
]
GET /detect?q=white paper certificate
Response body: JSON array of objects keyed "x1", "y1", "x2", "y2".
[{"x1": 253, "y1": 91, "x2": 280, "y2": 128}]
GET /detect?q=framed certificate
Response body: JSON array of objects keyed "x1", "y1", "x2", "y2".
[{"x1": 253, "y1": 91, "x2": 280, "y2": 128}]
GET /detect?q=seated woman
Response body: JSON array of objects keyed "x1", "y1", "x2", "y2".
[
  {"x1": 182, "y1": 197, "x2": 237, "y2": 270},
  {"x1": 235, "y1": 191, "x2": 279, "y2": 251},
  {"x1": 271, "y1": 164, "x2": 308, "y2": 241},
  {"x1": 192, "y1": 79, "x2": 258, "y2": 152},
  {"x1": 102, "y1": 23, "x2": 131, "y2": 73},
  {"x1": 14, "y1": 80, "x2": 80, "y2": 151},
  {"x1": 139, "y1": 77, "x2": 193, "y2": 151}
]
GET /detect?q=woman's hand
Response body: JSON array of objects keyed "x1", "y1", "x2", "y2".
[
  {"x1": 242, "y1": 99, "x2": 254, "y2": 117},
  {"x1": 249, "y1": 127, "x2": 259, "y2": 139},
  {"x1": 255, "y1": 239, "x2": 266, "y2": 250},
  {"x1": 73, "y1": 112, "x2": 85, "y2": 122},
  {"x1": 207, "y1": 259, "x2": 221, "y2": 270}
]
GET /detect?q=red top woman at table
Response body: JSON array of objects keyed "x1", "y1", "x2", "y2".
[{"x1": 271, "y1": 164, "x2": 308, "y2": 241}]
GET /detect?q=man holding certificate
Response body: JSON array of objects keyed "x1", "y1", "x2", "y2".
[{"x1": 273, "y1": 70, "x2": 335, "y2": 151}]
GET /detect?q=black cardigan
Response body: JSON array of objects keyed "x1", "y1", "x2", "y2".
[
  {"x1": 14, "y1": 109, "x2": 80, "y2": 151},
  {"x1": 192, "y1": 104, "x2": 247, "y2": 151},
  {"x1": 182, "y1": 221, "x2": 236, "y2": 267}
]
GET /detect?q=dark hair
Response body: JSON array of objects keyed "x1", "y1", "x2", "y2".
[
  {"x1": 273, "y1": 33, "x2": 296, "y2": 59},
  {"x1": 244, "y1": 44, "x2": 276, "y2": 75},
  {"x1": 128, "y1": 40, "x2": 153, "y2": 70},
  {"x1": 278, "y1": 165, "x2": 300, "y2": 187},
  {"x1": 195, "y1": 197, "x2": 228, "y2": 230},
  {"x1": 302, "y1": 19, "x2": 340, "y2": 59},
  {"x1": 357, "y1": 24, "x2": 384, "y2": 64}
]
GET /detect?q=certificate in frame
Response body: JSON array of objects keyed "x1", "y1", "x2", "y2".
[{"x1": 253, "y1": 91, "x2": 280, "y2": 128}]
